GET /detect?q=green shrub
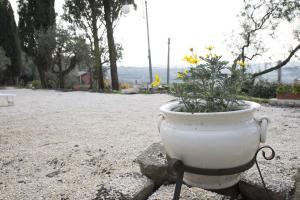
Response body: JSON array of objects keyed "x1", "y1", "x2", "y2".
[
  {"x1": 277, "y1": 84, "x2": 300, "y2": 94},
  {"x1": 292, "y1": 85, "x2": 300, "y2": 94},
  {"x1": 31, "y1": 80, "x2": 41, "y2": 89},
  {"x1": 249, "y1": 80, "x2": 277, "y2": 99}
]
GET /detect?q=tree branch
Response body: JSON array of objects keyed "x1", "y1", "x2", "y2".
[
  {"x1": 62, "y1": 56, "x2": 77, "y2": 76},
  {"x1": 252, "y1": 43, "x2": 300, "y2": 78}
]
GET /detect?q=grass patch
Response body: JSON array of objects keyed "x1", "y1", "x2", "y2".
[{"x1": 238, "y1": 95, "x2": 270, "y2": 104}]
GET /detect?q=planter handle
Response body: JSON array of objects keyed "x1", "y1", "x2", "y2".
[
  {"x1": 158, "y1": 113, "x2": 166, "y2": 133},
  {"x1": 257, "y1": 116, "x2": 270, "y2": 143}
]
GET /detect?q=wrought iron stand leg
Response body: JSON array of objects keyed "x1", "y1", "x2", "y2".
[
  {"x1": 255, "y1": 160, "x2": 267, "y2": 190},
  {"x1": 167, "y1": 158, "x2": 185, "y2": 200},
  {"x1": 173, "y1": 170, "x2": 184, "y2": 200},
  {"x1": 254, "y1": 146, "x2": 276, "y2": 199}
]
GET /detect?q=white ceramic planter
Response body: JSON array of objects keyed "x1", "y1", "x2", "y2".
[{"x1": 158, "y1": 101, "x2": 269, "y2": 189}]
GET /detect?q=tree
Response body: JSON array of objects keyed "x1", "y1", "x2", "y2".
[
  {"x1": 103, "y1": 0, "x2": 120, "y2": 90},
  {"x1": 232, "y1": 0, "x2": 300, "y2": 78},
  {"x1": 103, "y1": 0, "x2": 136, "y2": 90},
  {"x1": 63, "y1": 0, "x2": 125, "y2": 91},
  {"x1": 0, "y1": 0, "x2": 21, "y2": 85},
  {"x1": 63, "y1": 0, "x2": 106, "y2": 90},
  {"x1": 18, "y1": 0, "x2": 56, "y2": 88},
  {"x1": 0, "y1": 47, "x2": 11, "y2": 67},
  {"x1": 52, "y1": 26, "x2": 91, "y2": 89},
  {"x1": 0, "y1": 47, "x2": 11, "y2": 85}
]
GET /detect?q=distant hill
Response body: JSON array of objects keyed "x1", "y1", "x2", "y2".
[{"x1": 116, "y1": 63, "x2": 300, "y2": 84}]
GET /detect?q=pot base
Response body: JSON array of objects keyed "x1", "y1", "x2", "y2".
[{"x1": 183, "y1": 172, "x2": 240, "y2": 190}]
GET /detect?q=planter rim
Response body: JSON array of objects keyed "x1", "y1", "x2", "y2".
[{"x1": 159, "y1": 100, "x2": 260, "y2": 116}]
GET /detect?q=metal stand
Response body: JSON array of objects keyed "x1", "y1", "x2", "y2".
[{"x1": 167, "y1": 145, "x2": 275, "y2": 200}]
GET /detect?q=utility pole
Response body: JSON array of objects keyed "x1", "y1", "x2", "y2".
[
  {"x1": 167, "y1": 38, "x2": 170, "y2": 85},
  {"x1": 145, "y1": 0, "x2": 153, "y2": 85},
  {"x1": 277, "y1": 60, "x2": 282, "y2": 84}
]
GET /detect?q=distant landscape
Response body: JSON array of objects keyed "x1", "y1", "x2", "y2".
[{"x1": 117, "y1": 63, "x2": 300, "y2": 84}]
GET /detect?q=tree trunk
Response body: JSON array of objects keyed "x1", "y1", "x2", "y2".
[
  {"x1": 103, "y1": 0, "x2": 119, "y2": 90},
  {"x1": 90, "y1": 3, "x2": 104, "y2": 91},
  {"x1": 37, "y1": 66, "x2": 47, "y2": 88},
  {"x1": 89, "y1": 66, "x2": 93, "y2": 89},
  {"x1": 57, "y1": 52, "x2": 64, "y2": 89},
  {"x1": 59, "y1": 63, "x2": 64, "y2": 89}
]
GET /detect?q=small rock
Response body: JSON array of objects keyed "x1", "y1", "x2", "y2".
[
  {"x1": 239, "y1": 181, "x2": 284, "y2": 200},
  {"x1": 121, "y1": 86, "x2": 140, "y2": 94},
  {"x1": 74, "y1": 144, "x2": 79, "y2": 147},
  {"x1": 46, "y1": 170, "x2": 60, "y2": 178},
  {"x1": 93, "y1": 172, "x2": 154, "y2": 200},
  {"x1": 148, "y1": 184, "x2": 229, "y2": 200},
  {"x1": 136, "y1": 143, "x2": 175, "y2": 186},
  {"x1": 18, "y1": 180, "x2": 26, "y2": 184},
  {"x1": 292, "y1": 169, "x2": 300, "y2": 200},
  {"x1": 276, "y1": 155, "x2": 281, "y2": 160}
]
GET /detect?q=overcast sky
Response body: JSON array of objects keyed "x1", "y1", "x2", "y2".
[{"x1": 10, "y1": 0, "x2": 299, "y2": 68}]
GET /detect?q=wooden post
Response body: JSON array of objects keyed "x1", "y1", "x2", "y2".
[{"x1": 167, "y1": 38, "x2": 170, "y2": 85}]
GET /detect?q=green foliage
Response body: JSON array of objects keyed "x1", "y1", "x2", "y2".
[
  {"x1": 63, "y1": 0, "x2": 123, "y2": 90},
  {"x1": 52, "y1": 25, "x2": 92, "y2": 89},
  {"x1": 0, "y1": 0, "x2": 21, "y2": 83},
  {"x1": 0, "y1": 47, "x2": 11, "y2": 68},
  {"x1": 277, "y1": 84, "x2": 300, "y2": 94},
  {"x1": 171, "y1": 52, "x2": 245, "y2": 113},
  {"x1": 237, "y1": 95, "x2": 269, "y2": 104},
  {"x1": 31, "y1": 80, "x2": 41, "y2": 89},
  {"x1": 293, "y1": 85, "x2": 300, "y2": 94},
  {"x1": 18, "y1": 0, "x2": 56, "y2": 88},
  {"x1": 247, "y1": 80, "x2": 277, "y2": 99}
]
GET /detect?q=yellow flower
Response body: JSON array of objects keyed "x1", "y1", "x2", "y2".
[
  {"x1": 177, "y1": 72, "x2": 184, "y2": 79},
  {"x1": 177, "y1": 69, "x2": 189, "y2": 79},
  {"x1": 183, "y1": 54, "x2": 200, "y2": 65},
  {"x1": 183, "y1": 55, "x2": 191, "y2": 62},
  {"x1": 151, "y1": 73, "x2": 160, "y2": 87},
  {"x1": 205, "y1": 45, "x2": 215, "y2": 51},
  {"x1": 237, "y1": 60, "x2": 247, "y2": 68}
]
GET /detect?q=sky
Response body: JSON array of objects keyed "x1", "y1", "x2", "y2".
[{"x1": 9, "y1": 0, "x2": 299, "y2": 68}]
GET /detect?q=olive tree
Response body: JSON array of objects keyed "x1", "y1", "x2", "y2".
[{"x1": 231, "y1": 0, "x2": 300, "y2": 78}]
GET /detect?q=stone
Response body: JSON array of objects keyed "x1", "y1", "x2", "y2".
[
  {"x1": 269, "y1": 98, "x2": 300, "y2": 107},
  {"x1": 121, "y1": 86, "x2": 140, "y2": 94},
  {"x1": 93, "y1": 172, "x2": 154, "y2": 200},
  {"x1": 46, "y1": 170, "x2": 60, "y2": 178},
  {"x1": 148, "y1": 184, "x2": 230, "y2": 200},
  {"x1": 292, "y1": 169, "x2": 300, "y2": 200},
  {"x1": 241, "y1": 158, "x2": 297, "y2": 199},
  {"x1": 136, "y1": 143, "x2": 176, "y2": 186},
  {"x1": 238, "y1": 181, "x2": 284, "y2": 200}
]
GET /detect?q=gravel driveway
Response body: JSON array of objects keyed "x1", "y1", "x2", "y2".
[{"x1": 0, "y1": 89, "x2": 299, "y2": 199}]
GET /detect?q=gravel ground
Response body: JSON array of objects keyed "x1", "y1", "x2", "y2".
[{"x1": 0, "y1": 89, "x2": 299, "y2": 200}]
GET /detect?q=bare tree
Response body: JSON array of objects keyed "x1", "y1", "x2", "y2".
[{"x1": 232, "y1": 0, "x2": 300, "y2": 78}]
